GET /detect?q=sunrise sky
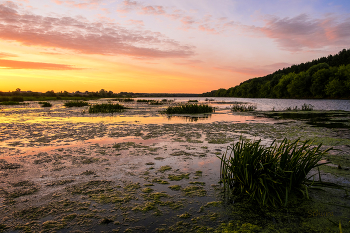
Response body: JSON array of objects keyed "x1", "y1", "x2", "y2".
[{"x1": 0, "y1": 0, "x2": 350, "y2": 93}]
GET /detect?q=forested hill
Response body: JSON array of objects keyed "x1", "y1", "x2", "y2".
[{"x1": 202, "y1": 49, "x2": 350, "y2": 99}]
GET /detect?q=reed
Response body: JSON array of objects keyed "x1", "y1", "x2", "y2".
[
  {"x1": 219, "y1": 138, "x2": 331, "y2": 207},
  {"x1": 302, "y1": 103, "x2": 314, "y2": 111},
  {"x1": 88, "y1": 103, "x2": 127, "y2": 113},
  {"x1": 165, "y1": 104, "x2": 214, "y2": 114},
  {"x1": 231, "y1": 104, "x2": 257, "y2": 112},
  {"x1": 64, "y1": 101, "x2": 89, "y2": 107}
]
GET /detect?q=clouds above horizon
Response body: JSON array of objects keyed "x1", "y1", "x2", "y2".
[
  {"x1": 257, "y1": 14, "x2": 350, "y2": 51},
  {"x1": 0, "y1": 1, "x2": 195, "y2": 59}
]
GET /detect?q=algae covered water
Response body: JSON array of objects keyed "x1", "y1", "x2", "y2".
[{"x1": 0, "y1": 98, "x2": 349, "y2": 232}]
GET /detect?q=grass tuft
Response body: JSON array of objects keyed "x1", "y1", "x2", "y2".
[
  {"x1": 64, "y1": 101, "x2": 89, "y2": 107},
  {"x1": 165, "y1": 104, "x2": 214, "y2": 114},
  {"x1": 231, "y1": 104, "x2": 257, "y2": 112},
  {"x1": 39, "y1": 102, "x2": 52, "y2": 107},
  {"x1": 219, "y1": 137, "x2": 332, "y2": 208},
  {"x1": 89, "y1": 103, "x2": 127, "y2": 113}
]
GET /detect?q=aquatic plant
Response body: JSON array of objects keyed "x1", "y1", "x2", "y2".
[
  {"x1": 231, "y1": 104, "x2": 257, "y2": 112},
  {"x1": 285, "y1": 106, "x2": 299, "y2": 111},
  {"x1": 39, "y1": 102, "x2": 52, "y2": 107},
  {"x1": 302, "y1": 103, "x2": 314, "y2": 111},
  {"x1": 219, "y1": 138, "x2": 332, "y2": 207},
  {"x1": 64, "y1": 101, "x2": 89, "y2": 107},
  {"x1": 0, "y1": 101, "x2": 27, "y2": 105},
  {"x1": 115, "y1": 98, "x2": 134, "y2": 102},
  {"x1": 137, "y1": 99, "x2": 152, "y2": 103},
  {"x1": 165, "y1": 104, "x2": 214, "y2": 114},
  {"x1": 88, "y1": 103, "x2": 127, "y2": 113},
  {"x1": 149, "y1": 101, "x2": 163, "y2": 105}
]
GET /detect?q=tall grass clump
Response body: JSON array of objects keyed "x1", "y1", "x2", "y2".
[
  {"x1": 149, "y1": 100, "x2": 163, "y2": 105},
  {"x1": 137, "y1": 99, "x2": 152, "y2": 103},
  {"x1": 64, "y1": 101, "x2": 89, "y2": 107},
  {"x1": 39, "y1": 102, "x2": 52, "y2": 107},
  {"x1": 115, "y1": 98, "x2": 134, "y2": 102},
  {"x1": 219, "y1": 138, "x2": 331, "y2": 208},
  {"x1": 165, "y1": 104, "x2": 214, "y2": 114},
  {"x1": 231, "y1": 104, "x2": 257, "y2": 112},
  {"x1": 301, "y1": 103, "x2": 314, "y2": 111},
  {"x1": 89, "y1": 103, "x2": 127, "y2": 113}
]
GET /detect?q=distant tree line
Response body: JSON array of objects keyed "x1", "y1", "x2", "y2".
[
  {"x1": 0, "y1": 88, "x2": 200, "y2": 99},
  {"x1": 202, "y1": 49, "x2": 350, "y2": 99}
]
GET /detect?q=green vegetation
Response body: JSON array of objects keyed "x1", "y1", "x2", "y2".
[
  {"x1": 203, "y1": 48, "x2": 350, "y2": 99},
  {"x1": 284, "y1": 103, "x2": 314, "y2": 111},
  {"x1": 0, "y1": 96, "x2": 24, "y2": 102},
  {"x1": 219, "y1": 138, "x2": 332, "y2": 207},
  {"x1": 39, "y1": 102, "x2": 52, "y2": 107},
  {"x1": 114, "y1": 98, "x2": 134, "y2": 102},
  {"x1": 231, "y1": 104, "x2": 257, "y2": 112},
  {"x1": 0, "y1": 101, "x2": 26, "y2": 105},
  {"x1": 88, "y1": 103, "x2": 127, "y2": 113},
  {"x1": 149, "y1": 100, "x2": 163, "y2": 105},
  {"x1": 165, "y1": 104, "x2": 214, "y2": 114},
  {"x1": 137, "y1": 99, "x2": 152, "y2": 103},
  {"x1": 64, "y1": 101, "x2": 89, "y2": 107}
]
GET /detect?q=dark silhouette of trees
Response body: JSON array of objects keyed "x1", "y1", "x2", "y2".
[{"x1": 202, "y1": 48, "x2": 350, "y2": 99}]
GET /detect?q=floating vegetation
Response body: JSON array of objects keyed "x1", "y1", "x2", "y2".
[
  {"x1": 137, "y1": 99, "x2": 152, "y2": 103},
  {"x1": 168, "y1": 173, "x2": 189, "y2": 181},
  {"x1": 231, "y1": 104, "x2": 257, "y2": 112},
  {"x1": 182, "y1": 185, "x2": 206, "y2": 197},
  {"x1": 39, "y1": 101, "x2": 52, "y2": 107},
  {"x1": 169, "y1": 185, "x2": 182, "y2": 191},
  {"x1": 165, "y1": 104, "x2": 214, "y2": 114},
  {"x1": 159, "y1": 165, "x2": 172, "y2": 172},
  {"x1": 64, "y1": 101, "x2": 89, "y2": 107},
  {"x1": 152, "y1": 178, "x2": 169, "y2": 185},
  {"x1": 0, "y1": 101, "x2": 26, "y2": 105},
  {"x1": 88, "y1": 103, "x2": 127, "y2": 113},
  {"x1": 219, "y1": 137, "x2": 332, "y2": 207},
  {"x1": 149, "y1": 100, "x2": 163, "y2": 105},
  {"x1": 114, "y1": 98, "x2": 134, "y2": 102}
]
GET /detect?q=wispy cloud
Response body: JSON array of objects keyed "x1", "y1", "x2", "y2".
[
  {"x1": 0, "y1": 59, "x2": 81, "y2": 70},
  {"x1": 52, "y1": 0, "x2": 103, "y2": 9},
  {"x1": 257, "y1": 14, "x2": 350, "y2": 51},
  {"x1": 0, "y1": 2, "x2": 195, "y2": 58}
]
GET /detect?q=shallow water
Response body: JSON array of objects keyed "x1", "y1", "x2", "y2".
[{"x1": 0, "y1": 99, "x2": 349, "y2": 232}]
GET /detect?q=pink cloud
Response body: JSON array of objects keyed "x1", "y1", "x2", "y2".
[
  {"x1": 0, "y1": 2, "x2": 195, "y2": 58},
  {"x1": 117, "y1": 0, "x2": 141, "y2": 13},
  {"x1": 141, "y1": 5, "x2": 166, "y2": 15},
  {"x1": 257, "y1": 14, "x2": 350, "y2": 51},
  {"x1": 128, "y1": 19, "x2": 144, "y2": 26},
  {"x1": 0, "y1": 59, "x2": 81, "y2": 70},
  {"x1": 198, "y1": 24, "x2": 217, "y2": 34},
  {"x1": 52, "y1": 0, "x2": 102, "y2": 9}
]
